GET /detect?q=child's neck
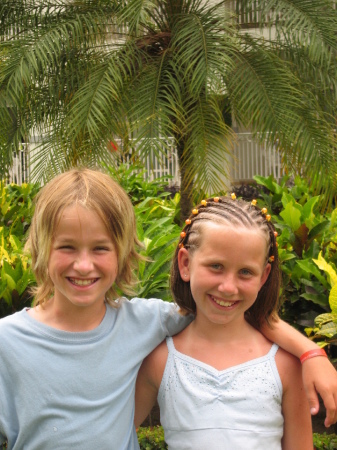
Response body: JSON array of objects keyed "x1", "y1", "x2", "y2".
[
  {"x1": 174, "y1": 317, "x2": 271, "y2": 371},
  {"x1": 28, "y1": 299, "x2": 107, "y2": 332},
  {"x1": 192, "y1": 314, "x2": 252, "y2": 344}
]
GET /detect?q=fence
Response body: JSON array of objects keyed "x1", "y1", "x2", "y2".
[
  {"x1": 6, "y1": 133, "x2": 282, "y2": 187},
  {"x1": 231, "y1": 133, "x2": 282, "y2": 183},
  {"x1": 5, "y1": 144, "x2": 30, "y2": 185}
]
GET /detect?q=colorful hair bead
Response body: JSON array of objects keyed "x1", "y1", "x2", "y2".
[
  {"x1": 201, "y1": 200, "x2": 207, "y2": 206},
  {"x1": 261, "y1": 207, "x2": 268, "y2": 215},
  {"x1": 179, "y1": 243, "x2": 184, "y2": 249},
  {"x1": 266, "y1": 214, "x2": 271, "y2": 221},
  {"x1": 274, "y1": 231, "x2": 278, "y2": 237},
  {"x1": 192, "y1": 209, "x2": 199, "y2": 215},
  {"x1": 268, "y1": 256, "x2": 275, "y2": 262},
  {"x1": 214, "y1": 197, "x2": 219, "y2": 202},
  {"x1": 180, "y1": 231, "x2": 186, "y2": 238},
  {"x1": 185, "y1": 219, "x2": 191, "y2": 225},
  {"x1": 231, "y1": 193, "x2": 236, "y2": 200},
  {"x1": 251, "y1": 199, "x2": 257, "y2": 206}
]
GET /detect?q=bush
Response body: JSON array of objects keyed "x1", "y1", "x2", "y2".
[
  {"x1": 313, "y1": 432, "x2": 337, "y2": 449},
  {"x1": 253, "y1": 175, "x2": 337, "y2": 351},
  {"x1": 137, "y1": 426, "x2": 167, "y2": 449},
  {"x1": 136, "y1": 427, "x2": 337, "y2": 449},
  {"x1": 0, "y1": 182, "x2": 39, "y2": 318}
]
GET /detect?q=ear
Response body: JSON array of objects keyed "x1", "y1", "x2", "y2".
[
  {"x1": 260, "y1": 263, "x2": 271, "y2": 289},
  {"x1": 177, "y1": 248, "x2": 191, "y2": 281}
]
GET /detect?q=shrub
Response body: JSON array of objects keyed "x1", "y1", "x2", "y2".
[
  {"x1": 253, "y1": 174, "x2": 337, "y2": 346},
  {"x1": 137, "y1": 426, "x2": 167, "y2": 449},
  {"x1": 0, "y1": 182, "x2": 39, "y2": 318},
  {"x1": 313, "y1": 432, "x2": 337, "y2": 449},
  {"x1": 136, "y1": 427, "x2": 337, "y2": 449}
]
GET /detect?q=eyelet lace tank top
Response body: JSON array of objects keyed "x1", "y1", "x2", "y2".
[{"x1": 158, "y1": 337, "x2": 284, "y2": 450}]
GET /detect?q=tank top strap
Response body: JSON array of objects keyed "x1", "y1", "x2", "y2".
[
  {"x1": 166, "y1": 336, "x2": 175, "y2": 352},
  {"x1": 268, "y1": 343, "x2": 279, "y2": 358}
]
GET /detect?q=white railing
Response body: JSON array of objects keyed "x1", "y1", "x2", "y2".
[
  {"x1": 231, "y1": 133, "x2": 282, "y2": 183},
  {"x1": 6, "y1": 133, "x2": 282, "y2": 186},
  {"x1": 5, "y1": 144, "x2": 30, "y2": 185}
]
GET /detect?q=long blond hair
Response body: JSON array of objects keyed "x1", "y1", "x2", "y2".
[{"x1": 26, "y1": 168, "x2": 142, "y2": 307}]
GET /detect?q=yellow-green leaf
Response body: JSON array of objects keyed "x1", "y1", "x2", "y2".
[
  {"x1": 330, "y1": 284, "x2": 337, "y2": 313},
  {"x1": 313, "y1": 252, "x2": 337, "y2": 286}
]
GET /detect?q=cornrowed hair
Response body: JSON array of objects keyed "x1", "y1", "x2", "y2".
[{"x1": 170, "y1": 197, "x2": 280, "y2": 329}]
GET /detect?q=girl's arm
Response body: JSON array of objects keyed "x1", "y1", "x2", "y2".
[
  {"x1": 277, "y1": 349, "x2": 313, "y2": 450},
  {"x1": 261, "y1": 318, "x2": 337, "y2": 427},
  {"x1": 134, "y1": 341, "x2": 167, "y2": 428}
]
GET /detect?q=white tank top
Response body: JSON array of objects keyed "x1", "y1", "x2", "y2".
[{"x1": 158, "y1": 337, "x2": 284, "y2": 450}]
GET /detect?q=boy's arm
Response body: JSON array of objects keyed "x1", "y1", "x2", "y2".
[
  {"x1": 134, "y1": 360, "x2": 158, "y2": 428},
  {"x1": 277, "y1": 349, "x2": 313, "y2": 450},
  {"x1": 134, "y1": 341, "x2": 167, "y2": 428},
  {"x1": 261, "y1": 318, "x2": 337, "y2": 427}
]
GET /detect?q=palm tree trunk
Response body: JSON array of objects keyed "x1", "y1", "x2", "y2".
[{"x1": 176, "y1": 139, "x2": 193, "y2": 223}]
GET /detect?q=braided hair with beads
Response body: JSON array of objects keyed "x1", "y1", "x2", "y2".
[{"x1": 170, "y1": 196, "x2": 280, "y2": 329}]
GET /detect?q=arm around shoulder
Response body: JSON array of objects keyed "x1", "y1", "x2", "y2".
[
  {"x1": 134, "y1": 341, "x2": 168, "y2": 428},
  {"x1": 261, "y1": 318, "x2": 337, "y2": 426},
  {"x1": 276, "y1": 349, "x2": 313, "y2": 450}
]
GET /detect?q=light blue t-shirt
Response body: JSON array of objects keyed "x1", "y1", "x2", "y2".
[{"x1": 0, "y1": 298, "x2": 191, "y2": 450}]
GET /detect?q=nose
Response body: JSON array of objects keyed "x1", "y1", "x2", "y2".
[
  {"x1": 217, "y1": 273, "x2": 239, "y2": 296},
  {"x1": 73, "y1": 251, "x2": 94, "y2": 274}
]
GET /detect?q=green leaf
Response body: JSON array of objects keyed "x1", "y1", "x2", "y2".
[
  {"x1": 313, "y1": 252, "x2": 337, "y2": 286},
  {"x1": 314, "y1": 313, "x2": 337, "y2": 326},
  {"x1": 329, "y1": 284, "x2": 337, "y2": 313},
  {"x1": 316, "y1": 321, "x2": 337, "y2": 338},
  {"x1": 301, "y1": 196, "x2": 319, "y2": 228},
  {"x1": 280, "y1": 202, "x2": 302, "y2": 232},
  {"x1": 308, "y1": 220, "x2": 330, "y2": 241},
  {"x1": 300, "y1": 293, "x2": 329, "y2": 307},
  {"x1": 296, "y1": 259, "x2": 330, "y2": 288}
]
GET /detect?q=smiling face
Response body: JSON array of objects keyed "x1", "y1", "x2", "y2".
[
  {"x1": 178, "y1": 222, "x2": 271, "y2": 329},
  {"x1": 48, "y1": 205, "x2": 118, "y2": 314}
]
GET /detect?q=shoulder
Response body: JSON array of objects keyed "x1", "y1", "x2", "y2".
[
  {"x1": 116, "y1": 297, "x2": 176, "y2": 323},
  {"x1": 117, "y1": 297, "x2": 193, "y2": 334},
  {"x1": 275, "y1": 347, "x2": 302, "y2": 390},
  {"x1": 0, "y1": 309, "x2": 26, "y2": 332},
  {"x1": 119, "y1": 297, "x2": 174, "y2": 313},
  {"x1": 140, "y1": 340, "x2": 169, "y2": 388}
]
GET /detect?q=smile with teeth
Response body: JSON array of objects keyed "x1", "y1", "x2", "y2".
[
  {"x1": 211, "y1": 296, "x2": 238, "y2": 307},
  {"x1": 68, "y1": 278, "x2": 98, "y2": 286}
]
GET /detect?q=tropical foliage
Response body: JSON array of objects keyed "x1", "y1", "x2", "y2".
[
  {"x1": 0, "y1": 181, "x2": 38, "y2": 317},
  {"x1": 1, "y1": 1, "x2": 337, "y2": 218},
  {"x1": 305, "y1": 254, "x2": 337, "y2": 348},
  {"x1": 253, "y1": 174, "x2": 337, "y2": 351}
]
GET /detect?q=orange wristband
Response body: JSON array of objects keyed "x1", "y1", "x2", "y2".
[{"x1": 300, "y1": 348, "x2": 327, "y2": 364}]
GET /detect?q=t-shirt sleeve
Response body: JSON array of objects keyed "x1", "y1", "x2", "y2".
[{"x1": 129, "y1": 298, "x2": 192, "y2": 336}]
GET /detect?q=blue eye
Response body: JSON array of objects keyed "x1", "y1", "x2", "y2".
[{"x1": 240, "y1": 269, "x2": 252, "y2": 276}]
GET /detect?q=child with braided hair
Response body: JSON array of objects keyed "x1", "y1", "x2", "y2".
[{"x1": 135, "y1": 196, "x2": 314, "y2": 449}]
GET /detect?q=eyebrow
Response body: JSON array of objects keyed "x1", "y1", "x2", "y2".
[{"x1": 54, "y1": 236, "x2": 113, "y2": 244}]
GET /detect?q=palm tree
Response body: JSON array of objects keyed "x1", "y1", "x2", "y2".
[{"x1": 1, "y1": 0, "x2": 337, "y2": 219}]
